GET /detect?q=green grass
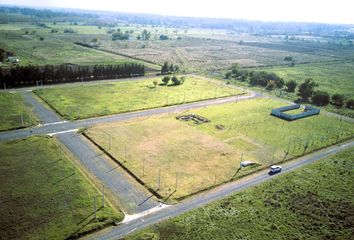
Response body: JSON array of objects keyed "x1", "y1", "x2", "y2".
[
  {"x1": 0, "y1": 29, "x2": 158, "y2": 68},
  {"x1": 126, "y1": 146, "x2": 354, "y2": 240},
  {"x1": 262, "y1": 61, "x2": 354, "y2": 98},
  {"x1": 0, "y1": 136, "x2": 123, "y2": 240},
  {"x1": 34, "y1": 77, "x2": 242, "y2": 119},
  {"x1": 86, "y1": 98, "x2": 353, "y2": 200},
  {"x1": 192, "y1": 98, "x2": 353, "y2": 163},
  {"x1": 86, "y1": 118, "x2": 256, "y2": 199},
  {"x1": 0, "y1": 92, "x2": 38, "y2": 131}
]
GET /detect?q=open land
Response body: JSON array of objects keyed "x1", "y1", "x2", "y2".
[
  {"x1": 86, "y1": 98, "x2": 353, "y2": 199},
  {"x1": 34, "y1": 76, "x2": 242, "y2": 119},
  {"x1": 0, "y1": 136, "x2": 123, "y2": 240},
  {"x1": 127, "y1": 146, "x2": 354, "y2": 240},
  {"x1": 0, "y1": 92, "x2": 38, "y2": 131}
]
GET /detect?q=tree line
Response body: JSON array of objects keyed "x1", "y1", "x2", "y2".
[
  {"x1": 0, "y1": 63, "x2": 145, "y2": 88},
  {"x1": 225, "y1": 64, "x2": 353, "y2": 109}
]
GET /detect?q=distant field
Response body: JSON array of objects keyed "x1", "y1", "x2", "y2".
[
  {"x1": 0, "y1": 93, "x2": 38, "y2": 131},
  {"x1": 0, "y1": 136, "x2": 123, "y2": 240},
  {"x1": 0, "y1": 28, "x2": 158, "y2": 69},
  {"x1": 34, "y1": 76, "x2": 242, "y2": 119},
  {"x1": 261, "y1": 61, "x2": 354, "y2": 98},
  {"x1": 86, "y1": 98, "x2": 353, "y2": 199},
  {"x1": 97, "y1": 37, "x2": 338, "y2": 72},
  {"x1": 127, "y1": 146, "x2": 354, "y2": 240}
]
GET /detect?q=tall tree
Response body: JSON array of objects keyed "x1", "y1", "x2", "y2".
[{"x1": 297, "y1": 78, "x2": 318, "y2": 101}]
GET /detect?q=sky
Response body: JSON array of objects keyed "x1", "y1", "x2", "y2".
[{"x1": 1, "y1": 0, "x2": 354, "y2": 24}]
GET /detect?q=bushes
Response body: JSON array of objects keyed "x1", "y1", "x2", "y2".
[
  {"x1": 331, "y1": 94, "x2": 345, "y2": 107},
  {"x1": 161, "y1": 76, "x2": 185, "y2": 86},
  {"x1": 285, "y1": 80, "x2": 297, "y2": 92},
  {"x1": 312, "y1": 91, "x2": 330, "y2": 106}
]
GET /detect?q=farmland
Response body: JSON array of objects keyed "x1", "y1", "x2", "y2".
[
  {"x1": 127, "y1": 146, "x2": 354, "y2": 240},
  {"x1": 85, "y1": 98, "x2": 353, "y2": 199},
  {"x1": 0, "y1": 27, "x2": 159, "y2": 70},
  {"x1": 0, "y1": 136, "x2": 123, "y2": 240},
  {"x1": 34, "y1": 76, "x2": 242, "y2": 119},
  {"x1": 0, "y1": 92, "x2": 38, "y2": 131}
]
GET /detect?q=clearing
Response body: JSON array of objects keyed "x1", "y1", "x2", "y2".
[
  {"x1": 34, "y1": 76, "x2": 242, "y2": 119},
  {"x1": 0, "y1": 136, "x2": 123, "y2": 239}
]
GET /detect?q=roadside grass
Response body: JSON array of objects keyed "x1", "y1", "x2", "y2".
[
  {"x1": 126, "y1": 146, "x2": 354, "y2": 240},
  {"x1": 0, "y1": 92, "x2": 38, "y2": 131},
  {"x1": 34, "y1": 76, "x2": 242, "y2": 120},
  {"x1": 0, "y1": 136, "x2": 123, "y2": 240},
  {"x1": 86, "y1": 98, "x2": 353, "y2": 200}
]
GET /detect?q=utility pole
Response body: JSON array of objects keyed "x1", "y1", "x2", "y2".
[
  {"x1": 142, "y1": 158, "x2": 145, "y2": 177},
  {"x1": 157, "y1": 169, "x2": 161, "y2": 190},
  {"x1": 3, "y1": 82, "x2": 6, "y2": 92},
  {"x1": 108, "y1": 133, "x2": 111, "y2": 151},
  {"x1": 102, "y1": 185, "x2": 105, "y2": 208},
  {"x1": 94, "y1": 196, "x2": 97, "y2": 219},
  {"x1": 20, "y1": 113, "x2": 24, "y2": 127}
]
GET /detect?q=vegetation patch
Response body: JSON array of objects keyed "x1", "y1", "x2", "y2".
[
  {"x1": 86, "y1": 98, "x2": 353, "y2": 200},
  {"x1": 0, "y1": 136, "x2": 123, "y2": 240},
  {"x1": 126, "y1": 147, "x2": 354, "y2": 240},
  {"x1": 34, "y1": 77, "x2": 242, "y2": 119},
  {"x1": 0, "y1": 92, "x2": 38, "y2": 131}
]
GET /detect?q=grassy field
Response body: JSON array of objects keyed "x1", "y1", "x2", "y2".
[
  {"x1": 86, "y1": 98, "x2": 353, "y2": 199},
  {"x1": 126, "y1": 146, "x2": 354, "y2": 240},
  {"x1": 34, "y1": 76, "x2": 242, "y2": 119},
  {"x1": 0, "y1": 92, "x2": 38, "y2": 131},
  {"x1": 0, "y1": 136, "x2": 123, "y2": 239},
  {"x1": 0, "y1": 28, "x2": 159, "y2": 69},
  {"x1": 261, "y1": 61, "x2": 354, "y2": 98}
]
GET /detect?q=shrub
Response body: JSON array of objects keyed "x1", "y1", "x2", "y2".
[
  {"x1": 162, "y1": 76, "x2": 170, "y2": 85},
  {"x1": 312, "y1": 90, "x2": 330, "y2": 106},
  {"x1": 285, "y1": 80, "x2": 297, "y2": 92},
  {"x1": 171, "y1": 76, "x2": 181, "y2": 85},
  {"x1": 331, "y1": 94, "x2": 345, "y2": 107},
  {"x1": 346, "y1": 99, "x2": 354, "y2": 109}
]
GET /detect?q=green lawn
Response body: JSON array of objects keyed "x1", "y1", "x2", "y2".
[
  {"x1": 0, "y1": 136, "x2": 123, "y2": 240},
  {"x1": 0, "y1": 93, "x2": 38, "y2": 131},
  {"x1": 86, "y1": 98, "x2": 353, "y2": 199},
  {"x1": 127, "y1": 146, "x2": 354, "y2": 240},
  {"x1": 34, "y1": 77, "x2": 242, "y2": 119}
]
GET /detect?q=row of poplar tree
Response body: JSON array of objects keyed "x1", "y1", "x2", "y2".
[{"x1": 0, "y1": 63, "x2": 145, "y2": 88}]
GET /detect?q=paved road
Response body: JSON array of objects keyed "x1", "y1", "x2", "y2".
[
  {"x1": 0, "y1": 92, "x2": 257, "y2": 142},
  {"x1": 86, "y1": 139, "x2": 354, "y2": 240},
  {"x1": 22, "y1": 91, "x2": 62, "y2": 123},
  {"x1": 57, "y1": 132, "x2": 158, "y2": 214}
]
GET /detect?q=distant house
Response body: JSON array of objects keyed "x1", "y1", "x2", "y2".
[{"x1": 7, "y1": 56, "x2": 20, "y2": 64}]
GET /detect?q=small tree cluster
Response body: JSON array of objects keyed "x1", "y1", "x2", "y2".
[
  {"x1": 161, "y1": 62, "x2": 179, "y2": 75},
  {"x1": 225, "y1": 64, "x2": 284, "y2": 89},
  {"x1": 161, "y1": 76, "x2": 185, "y2": 86}
]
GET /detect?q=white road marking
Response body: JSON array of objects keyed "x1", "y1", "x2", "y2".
[
  {"x1": 123, "y1": 203, "x2": 170, "y2": 223},
  {"x1": 42, "y1": 121, "x2": 68, "y2": 126},
  {"x1": 47, "y1": 129, "x2": 78, "y2": 136}
]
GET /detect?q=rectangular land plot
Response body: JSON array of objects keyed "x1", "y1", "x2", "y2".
[
  {"x1": 127, "y1": 147, "x2": 354, "y2": 240},
  {"x1": 0, "y1": 136, "x2": 123, "y2": 240},
  {"x1": 0, "y1": 92, "x2": 38, "y2": 131},
  {"x1": 34, "y1": 77, "x2": 242, "y2": 119},
  {"x1": 86, "y1": 98, "x2": 353, "y2": 200}
]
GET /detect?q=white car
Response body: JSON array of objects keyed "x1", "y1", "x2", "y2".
[{"x1": 269, "y1": 165, "x2": 282, "y2": 174}]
